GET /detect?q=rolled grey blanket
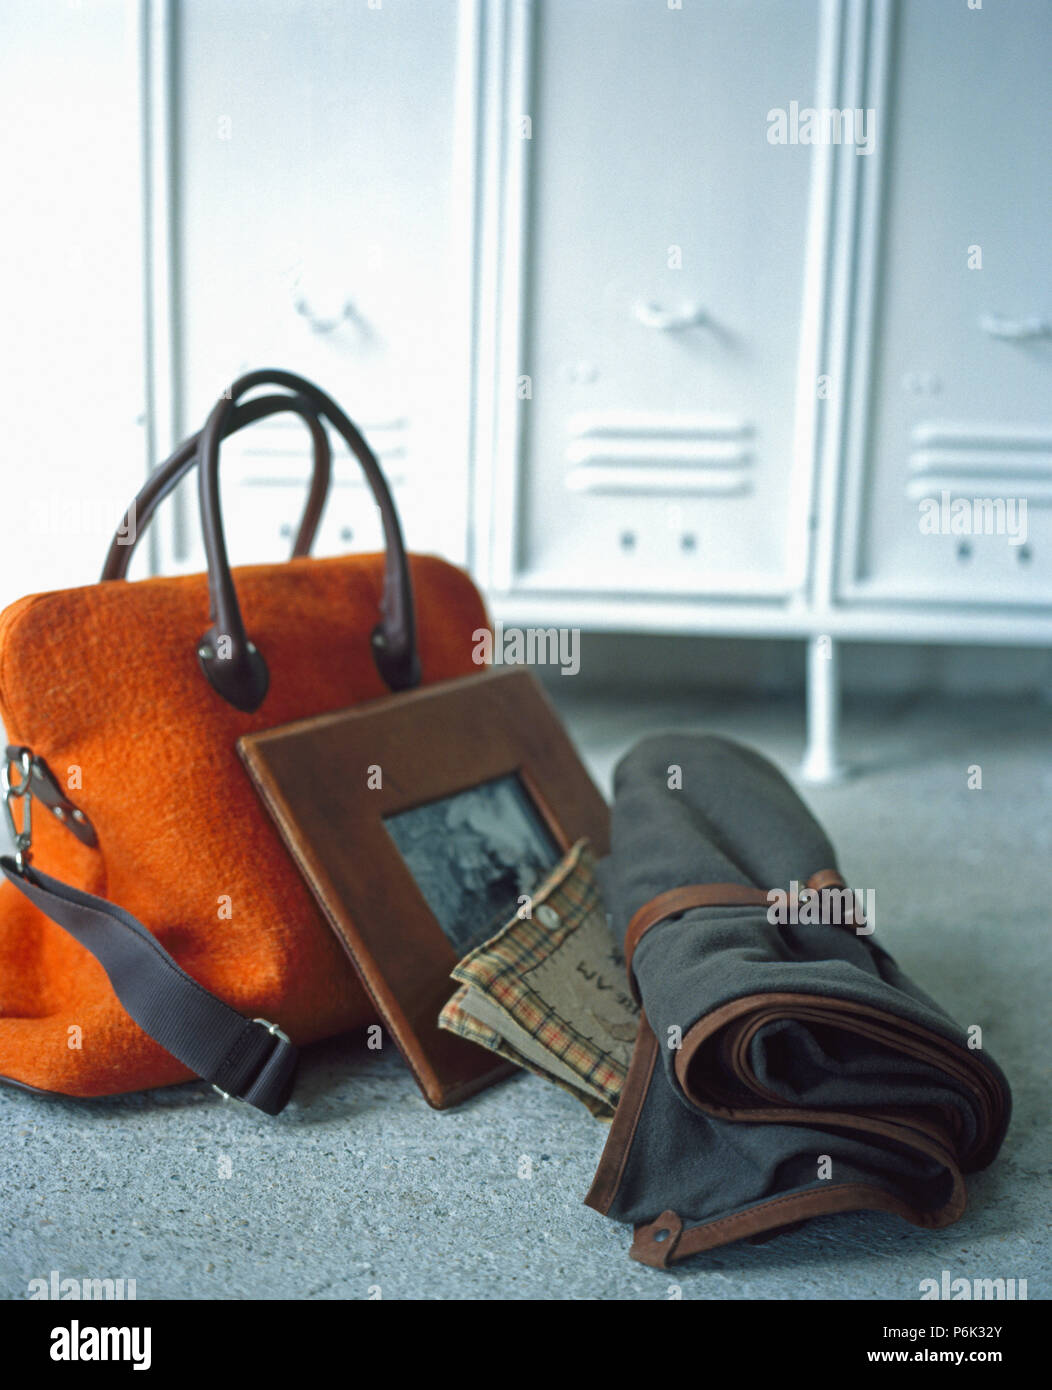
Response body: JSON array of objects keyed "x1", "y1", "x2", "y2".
[{"x1": 586, "y1": 734, "x2": 1011, "y2": 1267}]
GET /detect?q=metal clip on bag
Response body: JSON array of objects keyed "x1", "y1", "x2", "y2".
[{"x1": 0, "y1": 370, "x2": 489, "y2": 1114}]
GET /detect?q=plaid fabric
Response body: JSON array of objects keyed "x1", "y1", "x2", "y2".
[
  {"x1": 439, "y1": 987, "x2": 618, "y2": 1117},
  {"x1": 438, "y1": 840, "x2": 638, "y2": 1118}
]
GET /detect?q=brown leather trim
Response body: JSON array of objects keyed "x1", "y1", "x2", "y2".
[
  {"x1": 624, "y1": 883, "x2": 771, "y2": 1002},
  {"x1": 622, "y1": 872, "x2": 846, "y2": 1001},
  {"x1": 630, "y1": 1166, "x2": 969, "y2": 1268},
  {"x1": 8, "y1": 748, "x2": 98, "y2": 850},
  {"x1": 806, "y1": 868, "x2": 846, "y2": 891},
  {"x1": 625, "y1": 1073, "x2": 970, "y2": 1267},
  {"x1": 583, "y1": 1013, "x2": 659, "y2": 1215},
  {"x1": 672, "y1": 991, "x2": 1005, "y2": 1170}
]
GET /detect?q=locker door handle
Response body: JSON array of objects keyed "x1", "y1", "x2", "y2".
[
  {"x1": 632, "y1": 300, "x2": 709, "y2": 331},
  {"x1": 293, "y1": 295, "x2": 359, "y2": 335},
  {"x1": 979, "y1": 312, "x2": 1050, "y2": 341}
]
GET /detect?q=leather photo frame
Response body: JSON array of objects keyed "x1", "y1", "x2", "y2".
[{"x1": 238, "y1": 667, "x2": 610, "y2": 1108}]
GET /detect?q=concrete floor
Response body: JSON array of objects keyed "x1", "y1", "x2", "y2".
[{"x1": 2, "y1": 691, "x2": 1048, "y2": 1300}]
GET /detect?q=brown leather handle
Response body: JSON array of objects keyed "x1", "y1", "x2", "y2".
[
  {"x1": 196, "y1": 370, "x2": 419, "y2": 712},
  {"x1": 100, "y1": 393, "x2": 331, "y2": 582}
]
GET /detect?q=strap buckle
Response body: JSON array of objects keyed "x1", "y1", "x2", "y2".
[
  {"x1": 212, "y1": 1018, "x2": 291, "y2": 1104},
  {"x1": 1, "y1": 746, "x2": 33, "y2": 873}
]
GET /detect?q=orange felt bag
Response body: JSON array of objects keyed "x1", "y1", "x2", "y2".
[{"x1": 0, "y1": 370, "x2": 489, "y2": 1113}]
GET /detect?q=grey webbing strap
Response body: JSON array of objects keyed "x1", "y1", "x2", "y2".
[{"x1": 1, "y1": 857, "x2": 297, "y2": 1115}]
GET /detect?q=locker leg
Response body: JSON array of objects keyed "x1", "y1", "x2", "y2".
[{"x1": 799, "y1": 635, "x2": 848, "y2": 784}]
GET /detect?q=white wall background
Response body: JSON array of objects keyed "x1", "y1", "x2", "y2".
[{"x1": 0, "y1": 0, "x2": 147, "y2": 599}]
